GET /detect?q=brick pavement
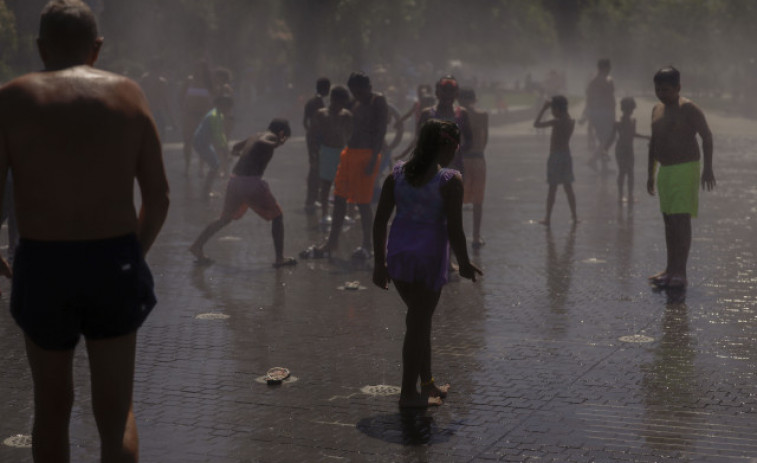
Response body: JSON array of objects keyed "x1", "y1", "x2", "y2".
[{"x1": 1, "y1": 101, "x2": 756, "y2": 462}]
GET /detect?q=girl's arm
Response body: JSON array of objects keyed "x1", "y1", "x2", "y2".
[
  {"x1": 372, "y1": 175, "x2": 396, "y2": 289},
  {"x1": 533, "y1": 101, "x2": 555, "y2": 129},
  {"x1": 441, "y1": 174, "x2": 483, "y2": 281}
]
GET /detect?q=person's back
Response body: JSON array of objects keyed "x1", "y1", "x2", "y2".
[
  {"x1": 0, "y1": 2, "x2": 169, "y2": 461},
  {"x1": 232, "y1": 132, "x2": 278, "y2": 177},
  {"x1": 2, "y1": 67, "x2": 160, "y2": 240},
  {"x1": 392, "y1": 162, "x2": 456, "y2": 225}
]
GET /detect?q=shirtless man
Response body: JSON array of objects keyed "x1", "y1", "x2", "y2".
[
  {"x1": 0, "y1": 1, "x2": 170, "y2": 461},
  {"x1": 307, "y1": 85, "x2": 353, "y2": 223},
  {"x1": 303, "y1": 77, "x2": 331, "y2": 212},
  {"x1": 582, "y1": 59, "x2": 616, "y2": 172},
  {"x1": 189, "y1": 119, "x2": 297, "y2": 268},
  {"x1": 647, "y1": 66, "x2": 715, "y2": 288},
  {"x1": 302, "y1": 72, "x2": 387, "y2": 259}
]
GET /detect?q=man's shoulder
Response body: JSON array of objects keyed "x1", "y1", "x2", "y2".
[
  {"x1": 371, "y1": 92, "x2": 388, "y2": 106},
  {"x1": 680, "y1": 97, "x2": 703, "y2": 114}
]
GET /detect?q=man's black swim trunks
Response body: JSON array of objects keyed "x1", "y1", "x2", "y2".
[{"x1": 11, "y1": 234, "x2": 156, "y2": 350}]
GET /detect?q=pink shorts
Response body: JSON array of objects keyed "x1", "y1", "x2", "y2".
[
  {"x1": 463, "y1": 157, "x2": 486, "y2": 204},
  {"x1": 222, "y1": 175, "x2": 282, "y2": 221}
]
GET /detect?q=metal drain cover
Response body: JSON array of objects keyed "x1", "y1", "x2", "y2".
[
  {"x1": 195, "y1": 313, "x2": 230, "y2": 320},
  {"x1": 3, "y1": 434, "x2": 32, "y2": 448},
  {"x1": 619, "y1": 334, "x2": 654, "y2": 343},
  {"x1": 361, "y1": 385, "x2": 401, "y2": 396}
]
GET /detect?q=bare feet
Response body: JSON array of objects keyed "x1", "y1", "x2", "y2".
[
  {"x1": 398, "y1": 394, "x2": 442, "y2": 409},
  {"x1": 648, "y1": 271, "x2": 668, "y2": 285},
  {"x1": 666, "y1": 274, "x2": 688, "y2": 288},
  {"x1": 273, "y1": 257, "x2": 298, "y2": 268},
  {"x1": 189, "y1": 245, "x2": 213, "y2": 265},
  {"x1": 422, "y1": 382, "x2": 450, "y2": 399}
]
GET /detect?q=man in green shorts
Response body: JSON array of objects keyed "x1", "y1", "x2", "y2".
[{"x1": 647, "y1": 66, "x2": 715, "y2": 288}]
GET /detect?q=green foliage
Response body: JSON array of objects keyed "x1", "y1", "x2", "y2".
[{"x1": 1, "y1": 0, "x2": 756, "y2": 92}]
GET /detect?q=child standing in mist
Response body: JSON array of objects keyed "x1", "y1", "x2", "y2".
[
  {"x1": 534, "y1": 96, "x2": 578, "y2": 226},
  {"x1": 647, "y1": 66, "x2": 715, "y2": 288},
  {"x1": 373, "y1": 119, "x2": 482, "y2": 409},
  {"x1": 603, "y1": 97, "x2": 650, "y2": 205}
]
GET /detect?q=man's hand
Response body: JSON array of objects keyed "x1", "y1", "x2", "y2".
[{"x1": 701, "y1": 168, "x2": 716, "y2": 191}]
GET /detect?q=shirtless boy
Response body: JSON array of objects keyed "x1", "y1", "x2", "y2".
[
  {"x1": 603, "y1": 97, "x2": 650, "y2": 204},
  {"x1": 458, "y1": 87, "x2": 489, "y2": 248},
  {"x1": 534, "y1": 96, "x2": 578, "y2": 226},
  {"x1": 307, "y1": 85, "x2": 353, "y2": 224},
  {"x1": 647, "y1": 67, "x2": 715, "y2": 288},
  {"x1": 190, "y1": 119, "x2": 297, "y2": 268},
  {"x1": 0, "y1": 1, "x2": 170, "y2": 461},
  {"x1": 303, "y1": 77, "x2": 331, "y2": 211},
  {"x1": 302, "y1": 72, "x2": 388, "y2": 259}
]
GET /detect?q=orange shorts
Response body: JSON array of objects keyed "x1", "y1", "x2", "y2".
[
  {"x1": 463, "y1": 156, "x2": 486, "y2": 204},
  {"x1": 333, "y1": 148, "x2": 381, "y2": 204},
  {"x1": 221, "y1": 175, "x2": 282, "y2": 221}
]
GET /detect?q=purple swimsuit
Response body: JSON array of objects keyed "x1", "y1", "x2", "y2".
[{"x1": 386, "y1": 162, "x2": 459, "y2": 291}]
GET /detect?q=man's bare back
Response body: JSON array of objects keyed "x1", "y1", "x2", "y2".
[
  {"x1": 0, "y1": 65, "x2": 168, "y2": 243},
  {"x1": 650, "y1": 97, "x2": 709, "y2": 166}
]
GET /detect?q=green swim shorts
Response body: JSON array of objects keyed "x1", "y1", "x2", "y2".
[{"x1": 657, "y1": 161, "x2": 700, "y2": 218}]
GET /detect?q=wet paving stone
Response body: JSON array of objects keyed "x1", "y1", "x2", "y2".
[{"x1": 1, "y1": 101, "x2": 756, "y2": 462}]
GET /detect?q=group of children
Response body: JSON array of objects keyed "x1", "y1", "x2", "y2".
[
  {"x1": 533, "y1": 65, "x2": 714, "y2": 289},
  {"x1": 185, "y1": 65, "x2": 714, "y2": 409}
]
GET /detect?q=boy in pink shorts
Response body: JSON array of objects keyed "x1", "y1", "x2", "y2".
[{"x1": 190, "y1": 119, "x2": 297, "y2": 267}]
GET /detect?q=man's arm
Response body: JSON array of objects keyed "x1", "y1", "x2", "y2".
[
  {"x1": 0, "y1": 128, "x2": 11, "y2": 277},
  {"x1": 366, "y1": 95, "x2": 389, "y2": 174},
  {"x1": 307, "y1": 112, "x2": 322, "y2": 156},
  {"x1": 647, "y1": 111, "x2": 657, "y2": 196},
  {"x1": 482, "y1": 112, "x2": 489, "y2": 151},
  {"x1": 602, "y1": 121, "x2": 618, "y2": 152},
  {"x1": 372, "y1": 95, "x2": 389, "y2": 156},
  {"x1": 690, "y1": 104, "x2": 715, "y2": 190},
  {"x1": 135, "y1": 95, "x2": 170, "y2": 257},
  {"x1": 459, "y1": 110, "x2": 474, "y2": 154}
]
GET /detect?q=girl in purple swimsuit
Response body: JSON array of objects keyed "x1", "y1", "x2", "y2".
[{"x1": 373, "y1": 119, "x2": 483, "y2": 409}]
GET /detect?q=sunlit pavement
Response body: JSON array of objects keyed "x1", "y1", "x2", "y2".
[{"x1": 1, "y1": 100, "x2": 756, "y2": 462}]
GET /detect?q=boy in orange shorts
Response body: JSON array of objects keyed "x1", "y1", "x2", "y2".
[
  {"x1": 301, "y1": 72, "x2": 388, "y2": 259},
  {"x1": 190, "y1": 119, "x2": 297, "y2": 267}
]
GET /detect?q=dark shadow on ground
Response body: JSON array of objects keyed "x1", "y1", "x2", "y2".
[{"x1": 356, "y1": 411, "x2": 456, "y2": 446}]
